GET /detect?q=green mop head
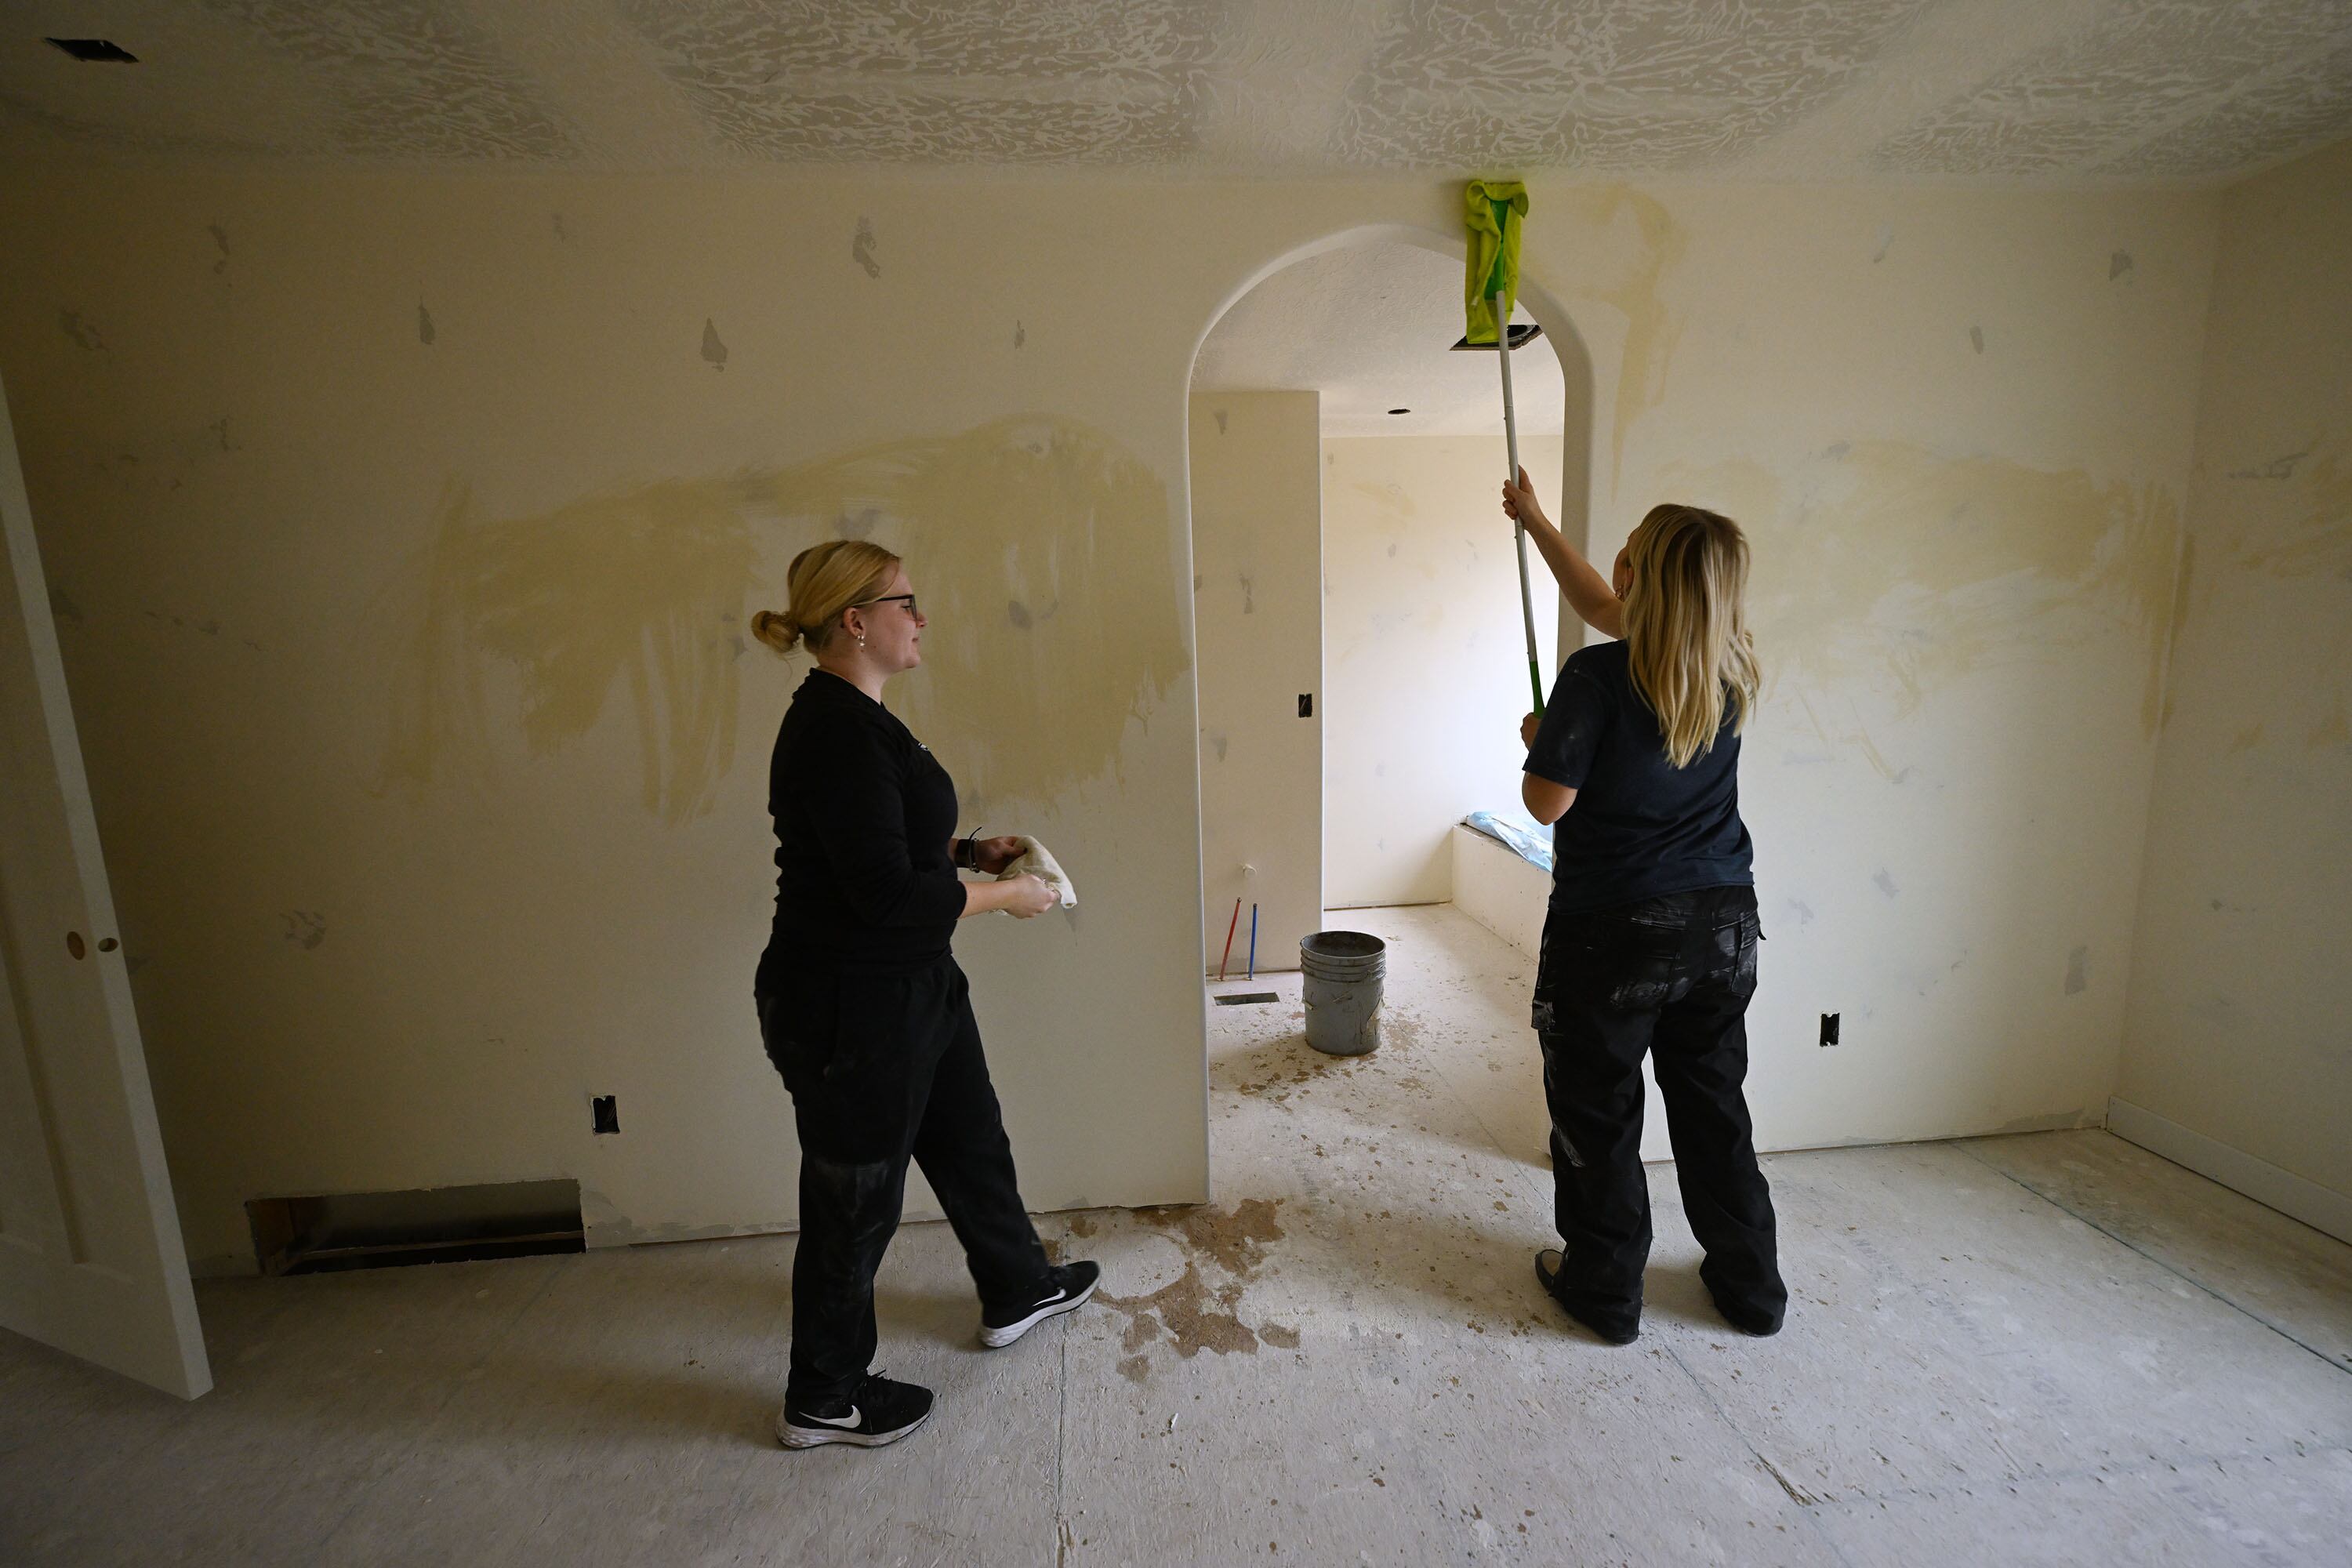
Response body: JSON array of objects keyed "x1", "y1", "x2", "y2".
[{"x1": 1463, "y1": 180, "x2": 1529, "y2": 346}]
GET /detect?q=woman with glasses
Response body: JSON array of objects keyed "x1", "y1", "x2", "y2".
[{"x1": 747, "y1": 539, "x2": 1097, "y2": 1450}]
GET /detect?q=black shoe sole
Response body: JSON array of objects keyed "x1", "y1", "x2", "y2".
[
  {"x1": 979, "y1": 1272, "x2": 1099, "y2": 1348},
  {"x1": 777, "y1": 1405, "x2": 933, "y2": 1450}
]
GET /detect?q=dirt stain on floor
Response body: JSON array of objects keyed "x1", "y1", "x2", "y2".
[
  {"x1": 1134, "y1": 1196, "x2": 1284, "y2": 1279},
  {"x1": 1104, "y1": 1264, "x2": 1262, "y2": 1360},
  {"x1": 1224, "y1": 1040, "x2": 1382, "y2": 1107},
  {"x1": 1096, "y1": 1199, "x2": 1293, "y2": 1378}
]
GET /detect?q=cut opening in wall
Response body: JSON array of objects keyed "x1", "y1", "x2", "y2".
[{"x1": 245, "y1": 1179, "x2": 585, "y2": 1276}]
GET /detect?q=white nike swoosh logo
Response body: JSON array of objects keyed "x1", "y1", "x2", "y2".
[{"x1": 799, "y1": 1406, "x2": 861, "y2": 1428}]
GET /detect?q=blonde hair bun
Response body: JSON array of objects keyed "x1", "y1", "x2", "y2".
[
  {"x1": 750, "y1": 540, "x2": 902, "y2": 658},
  {"x1": 750, "y1": 608, "x2": 801, "y2": 653}
]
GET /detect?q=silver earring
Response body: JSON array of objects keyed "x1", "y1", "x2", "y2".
[{"x1": 858, "y1": 635, "x2": 867, "y2": 649}]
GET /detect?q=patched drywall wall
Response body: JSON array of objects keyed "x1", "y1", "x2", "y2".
[
  {"x1": 2118, "y1": 138, "x2": 2352, "y2": 1206},
  {"x1": 1323, "y1": 434, "x2": 1563, "y2": 907},
  {"x1": 0, "y1": 162, "x2": 2222, "y2": 1266},
  {"x1": 0, "y1": 169, "x2": 1323, "y2": 1269},
  {"x1": 1189, "y1": 392, "x2": 1321, "y2": 975},
  {"x1": 1596, "y1": 182, "x2": 2217, "y2": 1151}
]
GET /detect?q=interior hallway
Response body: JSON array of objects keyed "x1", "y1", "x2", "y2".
[{"x1": 3, "y1": 904, "x2": 2347, "y2": 1566}]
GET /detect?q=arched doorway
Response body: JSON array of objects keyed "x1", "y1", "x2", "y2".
[{"x1": 1181, "y1": 223, "x2": 1599, "y2": 1182}]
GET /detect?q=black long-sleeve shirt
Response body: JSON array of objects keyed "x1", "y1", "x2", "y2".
[{"x1": 755, "y1": 670, "x2": 964, "y2": 992}]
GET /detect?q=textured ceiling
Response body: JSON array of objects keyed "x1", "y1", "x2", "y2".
[
  {"x1": 1193, "y1": 241, "x2": 1566, "y2": 439},
  {"x1": 2, "y1": 1, "x2": 2349, "y2": 180}
]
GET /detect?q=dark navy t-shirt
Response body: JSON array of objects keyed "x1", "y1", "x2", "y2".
[{"x1": 1523, "y1": 639, "x2": 1753, "y2": 915}]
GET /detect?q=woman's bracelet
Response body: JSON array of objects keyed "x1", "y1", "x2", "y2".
[{"x1": 956, "y1": 832, "x2": 981, "y2": 870}]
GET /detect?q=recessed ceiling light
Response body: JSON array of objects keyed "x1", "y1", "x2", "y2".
[
  {"x1": 46, "y1": 38, "x2": 139, "y2": 64},
  {"x1": 1388, "y1": 408, "x2": 1410, "y2": 416}
]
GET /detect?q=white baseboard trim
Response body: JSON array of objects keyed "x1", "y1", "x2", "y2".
[{"x1": 2106, "y1": 1097, "x2": 2352, "y2": 1246}]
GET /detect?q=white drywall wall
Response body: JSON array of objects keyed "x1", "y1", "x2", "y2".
[
  {"x1": 1324, "y1": 435, "x2": 1564, "y2": 907},
  {"x1": 1190, "y1": 392, "x2": 1322, "y2": 975},
  {"x1": 0, "y1": 168, "x2": 2222, "y2": 1267},
  {"x1": 2117, "y1": 138, "x2": 2352, "y2": 1217}
]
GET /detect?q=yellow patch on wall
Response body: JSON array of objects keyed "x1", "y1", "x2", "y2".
[
  {"x1": 2225, "y1": 443, "x2": 2352, "y2": 581},
  {"x1": 1664, "y1": 441, "x2": 2185, "y2": 757},
  {"x1": 2310, "y1": 700, "x2": 2350, "y2": 750},
  {"x1": 1345, "y1": 478, "x2": 1416, "y2": 523},
  {"x1": 1541, "y1": 186, "x2": 1687, "y2": 497},
  {"x1": 375, "y1": 416, "x2": 1184, "y2": 822},
  {"x1": 2212, "y1": 441, "x2": 2352, "y2": 753}
]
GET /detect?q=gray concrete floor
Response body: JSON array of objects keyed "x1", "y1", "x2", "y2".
[{"x1": 5, "y1": 903, "x2": 2349, "y2": 1566}]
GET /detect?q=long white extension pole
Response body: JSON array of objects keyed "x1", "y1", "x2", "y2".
[{"x1": 1495, "y1": 294, "x2": 1543, "y2": 713}]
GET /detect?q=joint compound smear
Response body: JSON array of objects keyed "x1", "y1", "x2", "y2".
[
  {"x1": 1662, "y1": 440, "x2": 2185, "y2": 764},
  {"x1": 1544, "y1": 185, "x2": 1686, "y2": 496},
  {"x1": 2220, "y1": 442, "x2": 2351, "y2": 582},
  {"x1": 375, "y1": 416, "x2": 1185, "y2": 822}
]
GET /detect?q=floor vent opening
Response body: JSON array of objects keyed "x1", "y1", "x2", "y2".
[{"x1": 247, "y1": 1179, "x2": 584, "y2": 1275}]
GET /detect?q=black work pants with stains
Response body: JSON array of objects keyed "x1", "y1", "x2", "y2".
[
  {"x1": 1532, "y1": 885, "x2": 1785, "y2": 1330},
  {"x1": 757, "y1": 955, "x2": 1052, "y2": 1404}
]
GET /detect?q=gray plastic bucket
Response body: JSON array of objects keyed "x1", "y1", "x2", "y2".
[{"x1": 1300, "y1": 931, "x2": 1387, "y2": 1056}]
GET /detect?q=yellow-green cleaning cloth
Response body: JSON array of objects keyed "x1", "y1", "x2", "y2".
[{"x1": 1463, "y1": 180, "x2": 1529, "y2": 346}]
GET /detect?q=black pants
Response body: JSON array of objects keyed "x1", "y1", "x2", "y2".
[
  {"x1": 757, "y1": 956, "x2": 1051, "y2": 1404},
  {"x1": 1532, "y1": 886, "x2": 1785, "y2": 1328}
]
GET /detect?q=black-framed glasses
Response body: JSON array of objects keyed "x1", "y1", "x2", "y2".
[{"x1": 857, "y1": 593, "x2": 920, "y2": 619}]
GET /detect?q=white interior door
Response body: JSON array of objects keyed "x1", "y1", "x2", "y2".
[{"x1": 0, "y1": 372, "x2": 210, "y2": 1399}]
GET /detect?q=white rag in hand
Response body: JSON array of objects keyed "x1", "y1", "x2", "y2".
[{"x1": 997, "y1": 836, "x2": 1077, "y2": 909}]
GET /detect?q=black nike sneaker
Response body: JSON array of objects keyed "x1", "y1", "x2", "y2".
[
  {"x1": 978, "y1": 1260, "x2": 1101, "y2": 1348},
  {"x1": 776, "y1": 1371, "x2": 935, "y2": 1450}
]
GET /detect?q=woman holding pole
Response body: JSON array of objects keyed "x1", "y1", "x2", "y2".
[{"x1": 1500, "y1": 476, "x2": 1787, "y2": 1347}]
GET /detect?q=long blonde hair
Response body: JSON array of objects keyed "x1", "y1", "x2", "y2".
[
  {"x1": 1621, "y1": 504, "x2": 1759, "y2": 768},
  {"x1": 750, "y1": 540, "x2": 901, "y2": 655}
]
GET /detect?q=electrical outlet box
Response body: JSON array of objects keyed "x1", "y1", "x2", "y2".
[
  {"x1": 1819, "y1": 1013, "x2": 1840, "y2": 1047},
  {"x1": 590, "y1": 1095, "x2": 619, "y2": 1134}
]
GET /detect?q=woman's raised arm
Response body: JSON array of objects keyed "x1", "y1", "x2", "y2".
[{"x1": 1504, "y1": 466, "x2": 1624, "y2": 641}]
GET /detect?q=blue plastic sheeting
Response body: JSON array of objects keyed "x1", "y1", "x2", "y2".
[{"x1": 1461, "y1": 809, "x2": 1552, "y2": 873}]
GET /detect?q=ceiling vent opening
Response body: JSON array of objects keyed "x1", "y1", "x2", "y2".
[
  {"x1": 1449, "y1": 323, "x2": 1544, "y2": 351},
  {"x1": 46, "y1": 38, "x2": 140, "y2": 64}
]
